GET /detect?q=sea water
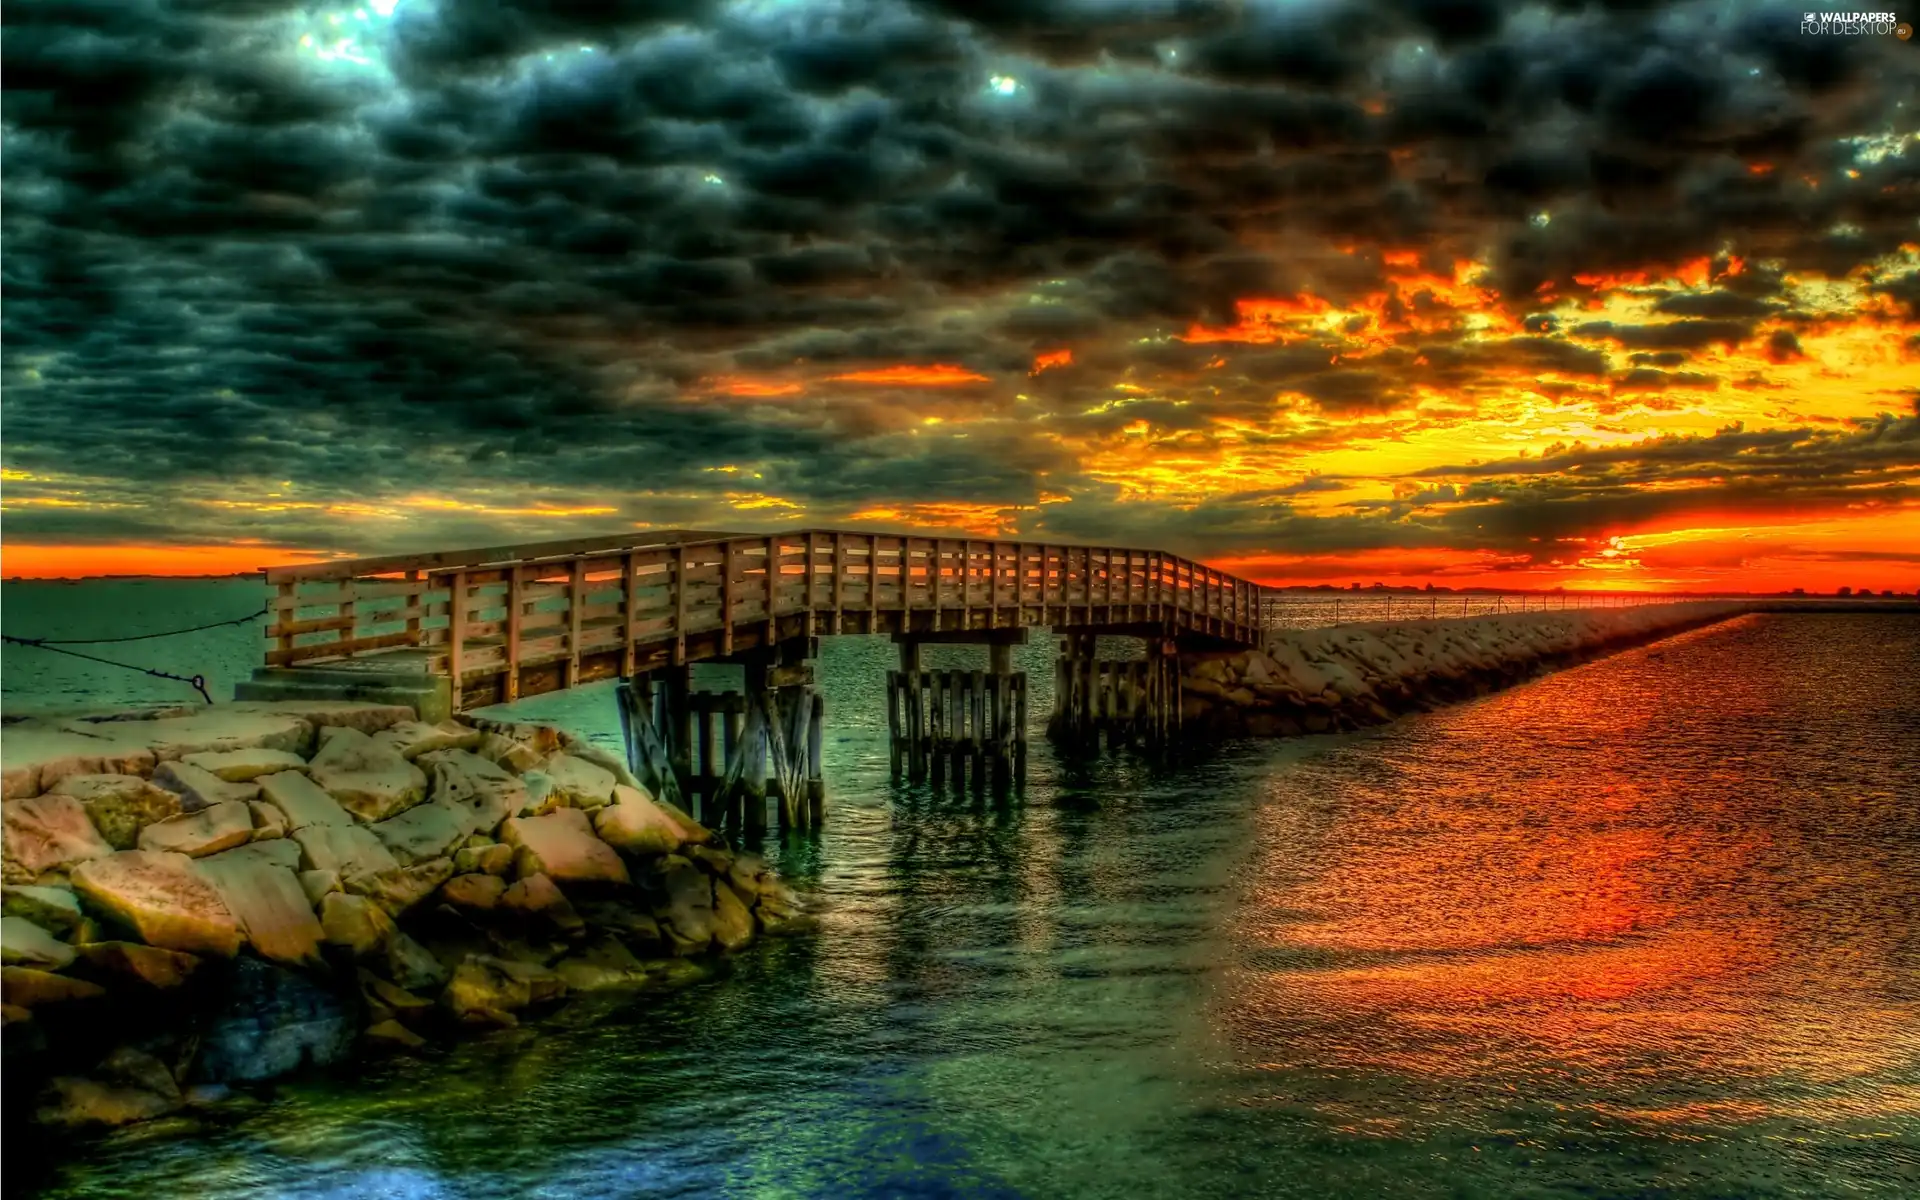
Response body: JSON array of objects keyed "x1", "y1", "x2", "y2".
[{"x1": 3, "y1": 582, "x2": 1917, "y2": 1198}]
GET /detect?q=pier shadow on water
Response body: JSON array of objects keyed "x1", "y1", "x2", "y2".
[{"x1": 12, "y1": 612, "x2": 1920, "y2": 1198}]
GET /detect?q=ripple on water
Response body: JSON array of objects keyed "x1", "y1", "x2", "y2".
[{"x1": 19, "y1": 614, "x2": 1920, "y2": 1199}]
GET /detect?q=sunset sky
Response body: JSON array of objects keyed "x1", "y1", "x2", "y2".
[{"x1": 3, "y1": 1, "x2": 1917, "y2": 590}]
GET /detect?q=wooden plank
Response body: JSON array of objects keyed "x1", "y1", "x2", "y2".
[
  {"x1": 832, "y1": 533, "x2": 845, "y2": 632},
  {"x1": 448, "y1": 571, "x2": 467, "y2": 695},
  {"x1": 504, "y1": 565, "x2": 523, "y2": 703},
  {"x1": 721, "y1": 541, "x2": 735, "y2": 656},
  {"x1": 264, "y1": 528, "x2": 744, "y2": 585}
]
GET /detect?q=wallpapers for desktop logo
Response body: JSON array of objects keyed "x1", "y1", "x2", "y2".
[{"x1": 1800, "y1": 10, "x2": 1906, "y2": 34}]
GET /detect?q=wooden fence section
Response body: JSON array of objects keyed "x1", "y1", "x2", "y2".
[{"x1": 263, "y1": 530, "x2": 1266, "y2": 712}]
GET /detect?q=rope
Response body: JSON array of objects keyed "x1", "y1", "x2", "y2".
[
  {"x1": 0, "y1": 604, "x2": 266, "y2": 705},
  {"x1": 8, "y1": 605, "x2": 269, "y2": 645},
  {"x1": 1, "y1": 638, "x2": 212, "y2": 703}
]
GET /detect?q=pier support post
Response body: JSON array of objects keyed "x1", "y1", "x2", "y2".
[
  {"x1": 888, "y1": 629, "x2": 1027, "y2": 792},
  {"x1": 1047, "y1": 628, "x2": 1182, "y2": 754}
]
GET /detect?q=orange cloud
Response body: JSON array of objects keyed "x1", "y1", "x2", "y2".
[
  {"x1": 1031, "y1": 348, "x2": 1073, "y2": 373},
  {"x1": 829, "y1": 363, "x2": 991, "y2": 386},
  {"x1": 1, "y1": 542, "x2": 340, "y2": 579}
]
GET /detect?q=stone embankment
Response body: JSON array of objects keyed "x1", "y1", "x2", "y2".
[
  {"x1": 0, "y1": 702, "x2": 810, "y2": 1133},
  {"x1": 1181, "y1": 601, "x2": 1747, "y2": 736}
]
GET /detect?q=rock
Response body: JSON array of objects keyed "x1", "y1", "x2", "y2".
[
  {"x1": 344, "y1": 857, "x2": 454, "y2": 918},
  {"x1": 222, "y1": 701, "x2": 415, "y2": 747},
  {"x1": 292, "y1": 823, "x2": 401, "y2": 878},
  {"x1": 593, "y1": 787, "x2": 685, "y2": 856},
  {"x1": 1, "y1": 1002, "x2": 29, "y2": 1026},
  {"x1": 553, "y1": 936, "x2": 650, "y2": 992},
  {"x1": 375, "y1": 720, "x2": 482, "y2": 761},
  {"x1": 249, "y1": 800, "x2": 289, "y2": 841},
  {"x1": 3, "y1": 965, "x2": 108, "y2": 1008},
  {"x1": 2, "y1": 915, "x2": 76, "y2": 969},
  {"x1": 90, "y1": 708, "x2": 311, "y2": 763},
  {"x1": 151, "y1": 761, "x2": 260, "y2": 812},
  {"x1": 257, "y1": 771, "x2": 353, "y2": 830},
  {"x1": 70, "y1": 851, "x2": 243, "y2": 957},
  {"x1": 365, "y1": 1018, "x2": 427, "y2": 1052},
  {"x1": 298, "y1": 869, "x2": 341, "y2": 906},
  {"x1": 370, "y1": 800, "x2": 476, "y2": 866},
  {"x1": 307, "y1": 728, "x2": 428, "y2": 823},
  {"x1": 360, "y1": 969, "x2": 435, "y2": 1020},
  {"x1": 543, "y1": 753, "x2": 617, "y2": 810},
  {"x1": 2, "y1": 884, "x2": 85, "y2": 937},
  {"x1": 499, "y1": 873, "x2": 584, "y2": 935},
  {"x1": 137, "y1": 800, "x2": 256, "y2": 858},
  {"x1": 319, "y1": 893, "x2": 396, "y2": 958},
  {"x1": 180, "y1": 748, "x2": 308, "y2": 783},
  {"x1": 711, "y1": 879, "x2": 755, "y2": 952},
  {"x1": 3, "y1": 794, "x2": 113, "y2": 881},
  {"x1": 210, "y1": 837, "x2": 303, "y2": 871},
  {"x1": 476, "y1": 732, "x2": 541, "y2": 774},
  {"x1": 453, "y1": 843, "x2": 514, "y2": 876},
  {"x1": 557, "y1": 738, "x2": 643, "y2": 790},
  {"x1": 190, "y1": 957, "x2": 357, "y2": 1084},
  {"x1": 36, "y1": 1047, "x2": 184, "y2": 1129},
  {"x1": 384, "y1": 929, "x2": 449, "y2": 992},
  {"x1": 75, "y1": 941, "x2": 200, "y2": 990},
  {"x1": 499, "y1": 809, "x2": 630, "y2": 885},
  {"x1": 654, "y1": 855, "x2": 714, "y2": 955},
  {"x1": 423, "y1": 751, "x2": 530, "y2": 831},
  {"x1": 441, "y1": 954, "x2": 534, "y2": 1027},
  {"x1": 518, "y1": 770, "x2": 562, "y2": 816},
  {"x1": 48, "y1": 775, "x2": 182, "y2": 850},
  {"x1": 1, "y1": 723, "x2": 156, "y2": 798},
  {"x1": 574, "y1": 899, "x2": 663, "y2": 951},
  {"x1": 442, "y1": 873, "x2": 506, "y2": 912},
  {"x1": 652, "y1": 796, "x2": 714, "y2": 846},
  {"x1": 194, "y1": 848, "x2": 326, "y2": 968}
]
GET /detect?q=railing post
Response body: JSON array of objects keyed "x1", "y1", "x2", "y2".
[
  {"x1": 622, "y1": 551, "x2": 638, "y2": 678},
  {"x1": 832, "y1": 532, "x2": 846, "y2": 633},
  {"x1": 449, "y1": 570, "x2": 467, "y2": 713},
  {"x1": 721, "y1": 540, "x2": 735, "y2": 657},
  {"x1": 567, "y1": 558, "x2": 585, "y2": 688},
  {"x1": 405, "y1": 569, "x2": 422, "y2": 647},
  {"x1": 505, "y1": 566, "x2": 523, "y2": 703},
  {"x1": 765, "y1": 534, "x2": 778, "y2": 642},
  {"x1": 674, "y1": 543, "x2": 690, "y2": 666}
]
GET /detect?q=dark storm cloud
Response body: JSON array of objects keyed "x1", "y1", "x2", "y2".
[{"x1": 2, "y1": 0, "x2": 1915, "y2": 562}]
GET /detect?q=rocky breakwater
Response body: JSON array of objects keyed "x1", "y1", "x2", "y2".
[
  {"x1": 1181, "y1": 601, "x2": 1748, "y2": 737},
  {"x1": 0, "y1": 702, "x2": 811, "y2": 1135}
]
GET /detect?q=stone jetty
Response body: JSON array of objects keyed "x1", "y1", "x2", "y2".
[
  {"x1": 1179, "y1": 600, "x2": 1746, "y2": 736},
  {"x1": 0, "y1": 701, "x2": 811, "y2": 1133}
]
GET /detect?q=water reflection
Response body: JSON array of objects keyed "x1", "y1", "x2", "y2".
[{"x1": 24, "y1": 615, "x2": 1920, "y2": 1199}]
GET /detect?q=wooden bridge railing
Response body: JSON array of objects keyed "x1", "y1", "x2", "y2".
[{"x1": 263, "y1": 529, "x2": 1266, "y2": 709}]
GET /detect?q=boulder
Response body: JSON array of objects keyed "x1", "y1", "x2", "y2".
[
  {"x1": 499, "y1": 872, "x2": 584, "y2": 935},
  {"x1": 518, "y1": 770, "x2": 562, "y2": 816},
  {"x1": 499, "y1": 808, "x2": 629, "y2": 885},
  {"x1": 248, "y1": 801, "x2": 289, "y2": 841},
  {"x1": 361, "y1": 970, "x2": 435, "y2": 1022},
  {"x1": 319, "y1": 893, "x2": 395, "y2": 958},
  {"x1": 574, "y1": 898, "x2": 663, "y2": 951},
  {"x1": 1, "y1": 723, "x2": 156, "y2": 797},
  {"x1": 375, "y1": 721, "x2": 482, "y2": 761},
  {"x1": 593, "y1": 787, "x2": 685, "y2": 856},
  {"x1": 453, "y1": 842, "x2": 514, "y2": 876},
  {"x1": 298, "y1": 869, "x2": 341, "y2": 906},
  {"x1": 3, "y1": 794, "x2": 114, "y2": 881},
  {"x1": 441, "y1": 954, "x2": 566, "y2": 1027},
  {"x1": 210, "y1": 837, "x2": 302, "y2": 871},
  {"x1": 654, "y1": 855, "x2": 714, "y2": 955},
  {"x1": 221, "y1": 701, "x2": 415, "y2": 747},
  {"x1": 257, "y1": 771, "x2": 353, "y2": 830},
  {"x1": 307, "y1": 728, "x2": 428, "y2": 822},
  {"x1": 422, "y1": 750, "x2": 531, "y2": 829},
  {"x1": 36, "y1": 1047, "x2": 183, "y2": 1129},
  {"x1": 86, "y1": 709, "x2": 310, "y2": 763},
  {"x1": 365, "y1": 1018, "x2": 428, "y2": 1052},
  {"x1": 441, "y1": 873, "x2": 506, "y2": 912},
  {"x1": 711, "y1": 879, "x2": 755, "y2": 952},
  {"x1": 370, "y1": 800, "x2": 476, "y2": 866},
  {"x1": 151, "y1": 761, "x2": 260, "y2": 812},
  {"x1": 70, "y1": 851, "x2": 243, "y2": 957},
  {"x1": 543, "y1": 753, "x2": 617, "y2": 810},
  {"x1": 2, "y1": 884, "x2": 86, "y2": 937},
  {"x1": 138, "y1": 801, "x2": 255, "y2": 858},
  {"x1": 189, "y1": 957, "x2": 356, "y2": 1084},
  {"x1": 180, "y1": 748, "x2": 308, "y2": 782},
  {"x1": 552, "y1": 936, "x2": 650, "y2": 992},
  {"x1": 2, "y1": 915, "x2": 76, "y2": 969},
  {"x1": 75, "y1": 941, "x2": 200, "y2": 990},
  {"x1": 475, "y1": 732, "x2": 541, "y2": 774},
  {"x1": 384, "y1": 929, "x2": 449, "y2": 992},
  {"x1": 48, "y1": 775, "x2": 182, "y2": 850},
  {"x1": 291, "y1": 824, "x2": 400, "y2": 878},
  {"x1": 194, "y1": 847, "x2": 326, "y2": 968},
  {"x1": 3, "y1": 965, "x2": 108, "y2": 1008},
  {"x1": 344, "y1": 857, "x2": 454, "y2": 918}
]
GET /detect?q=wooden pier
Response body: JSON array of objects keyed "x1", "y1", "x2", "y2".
[{"x1": 241, "y1": 528, "x2": 1270, "y2": 826}]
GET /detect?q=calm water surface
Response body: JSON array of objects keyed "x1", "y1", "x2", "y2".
[{"x1": 4, "y1": 586, "x2": 1918, "y2": 1199}]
